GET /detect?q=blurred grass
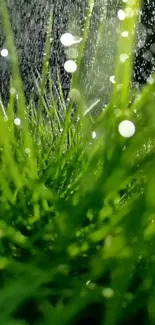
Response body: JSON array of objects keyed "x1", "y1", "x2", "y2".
[{"x1": 0, "y1": 0, "x2": 155, "y2": 324}]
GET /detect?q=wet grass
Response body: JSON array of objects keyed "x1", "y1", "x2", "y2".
[{"x1": 0, "y1": 0, "x2": 155, "y2": 324}]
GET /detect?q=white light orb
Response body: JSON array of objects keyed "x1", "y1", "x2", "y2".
[
  {"x1": 25, "y1": 148, "x2": 31, "y2": 154},
  {"x1": 109, "y1": 75, "x2": 116, "y2": 84},
  {"x1": 120, "y1": 53, "x2": 129, "y2": 63},
  {"x1": 147, "y1": 76, "x2": 154, "y2": 84},
  {"x1": 122, "y1": 31, "x2": 129, "y2": 38},
  {"x1": 64, "y1": 60, "x2": 77, "y2": 73},
  {"x1": 92, "y1": 131, "x2": 97, "y2": 139},
  {"x1": 69, "y1": 88, "x2": 81, "y2": 102},
  {"x1": 14, "y1": 118, "x2": 21, "y2": 126},
  {"x1": 0, "y1": 48, "x2": 8, "y2": 57},
  {"x1": 60, "y1": 33, "x2": 74, "y2": 47},
  {"x1": 118, "y1": 120, "x2": 135, "y2": 138},
  {"x1": 102, "y1": 288, "x2": 114, "y2": 299},
  {"x1": 117, "y1": 9, "x2": 126, "y2": 21}
]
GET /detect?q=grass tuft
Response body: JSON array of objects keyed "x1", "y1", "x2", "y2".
[{"x1": 0, "y1": 1, "x2": 155, "y2": 324}]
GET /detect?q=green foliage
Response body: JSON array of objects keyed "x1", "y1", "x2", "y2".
[{"x1": 0, "y1": 0, "x2": 155, "y2": 324}]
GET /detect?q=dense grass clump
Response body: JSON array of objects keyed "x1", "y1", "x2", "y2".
[{"x1": 0, "y1": 0, "x2": 155, "y2": 324}]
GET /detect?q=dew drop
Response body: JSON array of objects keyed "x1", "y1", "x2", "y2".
[
  {"x1": 117, "y1": 9, "x2": 126, "y2": 21},
  {"x1": 60, "y1": 33, "x2": 74, "y2": 47},
  {"x1": 102, "y1": 288, "x2": 114, "y2": 299},
  {"x1": 120, "y1": 53, "x2": 129, "y2": 63},
  {"x1": 147, "y1": 76, "x2": 154, "y2": 84},
  {"x1": 64, "y1": 60, "x2": 77, "y2": 73},
  {"x1": 88, "y1": 282, "x2": 96, "y2": 289},
  {"x1": 25, "y1": 148, "x2": 31, "y2": 154},
  {"x1": 114, "y1": 109, "x2": 122, "y2": 117},
  {"x1": 92, "y1": 131, "x2": 97, "y2": 139},
  {"x1": 122, "y1": 31, "x2": 129, "y2": 38},
  {"x1": 109, "y1": 75, "x2": 116, "y2": 84},
  {"x1": 0, "y1": 48, "x2": 8, "y2": 57},
  {"x1": 86, "y1": 280, "x2": 91, "y2": 286},
  {"x1": 118, "y1": 120, "x2": 135, "y2": 138},
  {"x1": 10, "y1": 88, "x2": 16, "y2": 95},
  {"x1": 14, "y1": 118, "x2": 21, "y2": 126}
]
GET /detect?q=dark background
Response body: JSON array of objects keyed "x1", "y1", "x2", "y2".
[{"x1": 0, "y1": 0, "x2": 155, "y2": 105}]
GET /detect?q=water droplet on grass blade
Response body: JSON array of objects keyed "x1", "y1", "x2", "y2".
[
  {"x1": 69, "y1": 88, "x2": 81, "y2": 102},
  {"x1": 114, "y1": 109, "x2": 122, "y2": 117},
  {"x1": 14, "y1": 118, "x2": 21, "y2": 126},
  {"x1": 10, "y1": 88, "x2": 16, "y2": 95},
  {"x1": 0, "y1": 48, "x2": 8, "y2": 57},
  {"x1": 122, "y1": 31, "x2": 129, "y2": 37},
  {"x1": 60, "y1": 33, "x2": 74, "y2": 47},
  {"x1": 87, "y1": 282, "x2": 96, "y2": 289},
  {"x1": 64, "y1": 60, "x2": 77, "y2": 73},
  {"x1": 25, "y1": 148, "x2": 31, "y2": 154},
  {"x1": 118, "y1": 120, "x2": 135, "y2": 138},
  {"x1": 109, "y1": 75, "x2": 116, "y2": 84},
  {"x1": 147, "y1": 76, "x2": 154, "y2": 84},
  {"x1": 102, "y1": 288, "x2": 114, "y2": 299},
  {"x1": 92, "y1": 131, "x2": 97, "y2": 139},
  {"x1": 86, "y1": 280, "x2": 91, "y2": 286},
  {"x1": 117, "y1": 9, "x2": 126, "y2": 21},
  {"x1": 120, "y1": 53, "x2": 129, "y2": 63}
]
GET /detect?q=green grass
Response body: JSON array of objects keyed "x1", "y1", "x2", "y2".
[{"x1": 0, "y1": 0, "x2": 155, "y2": 324}]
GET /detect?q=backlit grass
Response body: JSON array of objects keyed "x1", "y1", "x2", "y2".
[{"x1": 0, "y1": 0, "x2": 155, "y2": 324}]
